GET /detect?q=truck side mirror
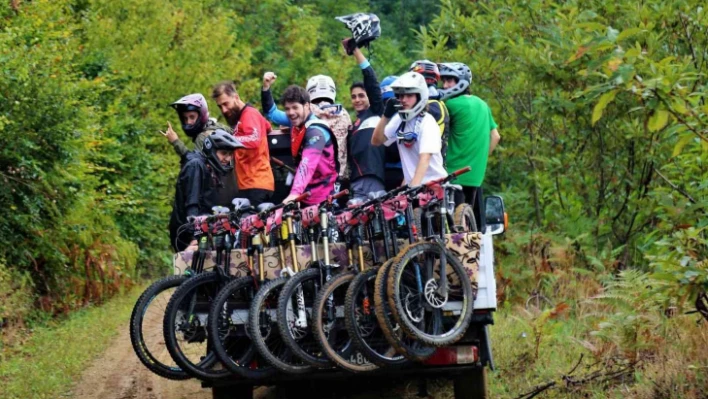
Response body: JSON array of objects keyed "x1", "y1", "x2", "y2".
[{"x1": 484, "y1": 195, "x2": 507, "y2": 235}]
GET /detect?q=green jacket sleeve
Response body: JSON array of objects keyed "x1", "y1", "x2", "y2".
[
  {"x1": 193, "y1": 132, "x2": 209, "y2": 152},
  {"x1": 171, "y1": 139, "x2": 189, "y2": 157}
]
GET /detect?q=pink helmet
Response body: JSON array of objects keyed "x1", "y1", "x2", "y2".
[{"x1": 170, "y1": 94, "x2": 210, "y2": 137}]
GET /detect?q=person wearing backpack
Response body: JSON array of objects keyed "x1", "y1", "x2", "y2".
[
  {"x1": 371, "y1": 72, "x2": 447, "y2": 186},
  {"x1": 262, "y1": 84, "x2": 339, "y2": 205},
  {"x1": 261, "y1": 72, "x2": 351, "y2": 190},
  {"x1": 409, "y1": 60, "x2": 450, "y2": 163}
]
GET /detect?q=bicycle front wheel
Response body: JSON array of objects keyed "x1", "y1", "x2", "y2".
[
  {"x1": 209, "y1": 276, "x2": 276, "y2": 379},
  {"x1": 249, "y1": 276, "x2": 314, "y2": 374},
  {"x1": 388, "y1": 242, "x2": 476, "y2": 347},
  {"x1": 374, "y1": 259, "x2": 436, "y2": 362},
  {"x1": 345, "y1": 266, "x2": 408, "y2": 367},
  {"x1": 276, "y1": 268, "x2": 332, "y2": 368},
  {"x1": 130, "y1": 275, "x2": 190, "y2": 380},
  {"x1": 313, "y1": 271, "x2": 378, "y2": 373},
  {"x1": 163, "y1": 272, "x2": 232, "y2": 380}
]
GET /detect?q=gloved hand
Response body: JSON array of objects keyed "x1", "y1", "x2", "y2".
[
  {"x1": 341, "y1": 38, "x2": 357, "y2": 56},
  {"x1": 383, "y1": 98, "x2": 399, "y2": 119}
]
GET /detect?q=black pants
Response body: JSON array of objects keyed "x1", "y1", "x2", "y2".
[
  {"x1": 453, "y1": 186, "x2": 486, "y2": 232},
  {"x1": 239, "y1": 189, "x2": 273, "y2": 208}
]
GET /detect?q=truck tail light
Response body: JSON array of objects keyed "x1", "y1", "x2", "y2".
[{"x1": 422, "y1": 345, "x2": 478, "y2": 366}]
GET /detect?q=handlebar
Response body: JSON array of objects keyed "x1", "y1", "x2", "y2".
[
  {"x1": 267, "y1": 191, "x2": 311, "y2": 216},
  {"x1": 329, "y1": 189, "x2": 349, "y2": 202},
  {"x1": 270, "y1": 156, "x2": 297, "y2": 174},
  {"x1": 449, "y1": 166, "x2": 471, "y2": 178}
]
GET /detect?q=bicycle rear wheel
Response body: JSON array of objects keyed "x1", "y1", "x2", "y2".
[{"x1": 388, "y1": 242, "x2": 475, "y2": 347}]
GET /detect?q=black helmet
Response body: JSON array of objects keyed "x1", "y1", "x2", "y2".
[
  {"x1": 335, "y1": 13, "x2": 381, "y2": 47},
  {"x1": 202, "y1": 129, "x2": 243, "y2": 175}
]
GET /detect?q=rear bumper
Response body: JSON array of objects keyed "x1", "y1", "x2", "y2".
[
  {"x1": 204, "y1": 362, "x2": 484, "y2": 388},
  {"x1": 205, "y1": 317, "x2": 494, "y2": 389}
]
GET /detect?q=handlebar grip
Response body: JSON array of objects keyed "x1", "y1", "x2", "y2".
[
  {"x1": 451, "y1": 166, "x2": 471, "y2": 177},
  {"x1": 331, "y1": 189, "x2": 349, "y2": 200},
  {"x1": 293, "y1": 191, "x2": 311, "y2": 203}
]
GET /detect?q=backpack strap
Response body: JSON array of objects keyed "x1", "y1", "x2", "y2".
[
  {"x1": 304, "y1": 120, "x2": 340, "y2": 178},
  {"x1": 427, "y1": 100, "x2": 448, "y2": 136}
]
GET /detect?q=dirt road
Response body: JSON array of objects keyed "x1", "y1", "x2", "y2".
[
  {"x1": 66, "y1": 305, "x2": 447, "y2": 399},
  {"x1": 67, "y1": 318, "x2": 275, "y2": 399}
]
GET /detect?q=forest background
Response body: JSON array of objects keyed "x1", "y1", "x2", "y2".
[{"x1": 1, "y1": 0, "x2": 706, "y2": 397}]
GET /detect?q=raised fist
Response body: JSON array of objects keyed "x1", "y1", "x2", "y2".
[{"x1": 263, "y1": 72, "x2": 277, "y2": 90}]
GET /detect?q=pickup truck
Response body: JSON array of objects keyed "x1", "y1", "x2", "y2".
[{"x1": 174, "y1": 131, "x2": 506, "y2": 399}]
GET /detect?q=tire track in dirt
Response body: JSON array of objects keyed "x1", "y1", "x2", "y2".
[{"x1": 68, "y1": 319, "x2": 273, "y2": 399}]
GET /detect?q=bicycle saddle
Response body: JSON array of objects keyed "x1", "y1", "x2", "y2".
[
  {"x1": 368, "y1": 190, "x2": 387, "y2": 200},
  {"x1": 211, "y1": 205, "x2": 230, "y2": 214},
  {"x1": 347, "y1": 198, "x2": 364, "y2": 208},
  {"x1": 257, "y1": 202, "x2": 276, "y2": 213},
  {"x1": 231, "y1": 198, "x2": 252, "y2": 210}
]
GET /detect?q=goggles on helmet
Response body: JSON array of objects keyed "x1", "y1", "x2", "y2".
[{"x1": 396, "y1": 131, "x2": 418, "y2": 148}]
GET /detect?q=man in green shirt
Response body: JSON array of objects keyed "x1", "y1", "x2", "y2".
[{"x1": 439, "y1": 62, "x2": 501, "y2": 231}]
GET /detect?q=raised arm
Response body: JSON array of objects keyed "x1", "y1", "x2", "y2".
[
  {"x1": 351, "y1": 46, "x2": 383, "y2": 116},
  {"x1": 261, "y1": 72, "x2": 291, "y2": 127}
]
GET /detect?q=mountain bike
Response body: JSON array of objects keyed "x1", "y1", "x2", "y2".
[
  {"x1": 130, "y1": 203, "x2": 248, "y2": 380},
  {"x1": 387, "y1": 168, "x2": 476, "y2": 347},
  {"x1": 162, "y1": 202, "x2": 266, "y2": 380},
  {"x1": 210, "y1": 192, "x2": 314, "y2": 376},
  {"x1": 276, "y1": 190, "x2": 348, "y2": 368}
]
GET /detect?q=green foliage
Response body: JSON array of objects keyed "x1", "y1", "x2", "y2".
[
  {"x1": 0, "y1": 259, "x2": 34, "y2": 332},
  {"x1": 0, "y1": 0, "x2": 413, "y2": 325},
  {"x1": 0, "y1": 285, "x2": 143, "y2": 399},
  {"x1": 420, "y1": 0, "x2": 707, "y2": 317}
]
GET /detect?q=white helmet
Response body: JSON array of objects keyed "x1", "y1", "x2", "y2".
[
  {"x1": 306, "y1": 75, "x2": 336, "y2": 103},
  {"x1": 390, "y1": 72, "x2": 429, "y2": 122}
]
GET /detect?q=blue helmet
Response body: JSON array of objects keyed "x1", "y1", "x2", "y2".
[{"x1": 380, "y1": 75, "x2": 398, "y2": 101}]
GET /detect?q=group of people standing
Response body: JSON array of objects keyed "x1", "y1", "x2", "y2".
[{"x1": 165, "y1": 37, "x2": 500, "y2": 253}]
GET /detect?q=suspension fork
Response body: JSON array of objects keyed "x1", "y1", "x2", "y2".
[
  {"x1": 437, "y1": 192, "x2": 450, "y2": 294},
  {"x1": 377, "y1": 205, "x2": 392, "y2": 260},
  {"x1": 405, "y1": 202, "x2": 417, "y2": 244},
  {"x1": 353, "y1": 224, "x2": 373, "y2": 316},
  {"x1": 367, "y1": 221, "x2": 380, "y2": 266},
  {"x1": 293, "y1": 224, "x2": 317, "y2": 329},
  {"x1": 221, "y1": 234, "x2": 233, "y2": 279},
  {"x1": 286, "y1": 213, "x2": 300, "y2": 273},
  {"x1": 195, "y1": 236, "x2": 209, "y2": 274},
  {"x1": 319, "y1": 205, "x2": 335, "y2": 321}
]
